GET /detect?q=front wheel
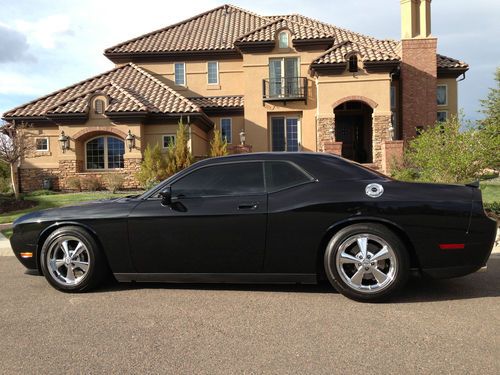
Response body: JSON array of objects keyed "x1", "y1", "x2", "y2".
[
  {"x1": 40, "y1": 226, "x2": 107, "y2": 292},
  {"x1": 324, "y1": 223, "x2": 409, "y2": 302}
]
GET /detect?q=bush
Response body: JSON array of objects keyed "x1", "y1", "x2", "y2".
[
  {"x1": 136, "y1": 143, "x2": 168, "y2": 189},
  {"x1": 81, "y1": 176, "x2": 102, "y2": 191},
  {"x1": 484, "y1": 202, "x2": 500, "y2": 221},
  {"x1": 66, "y1": 176, "x2": 82, "y2": 192},
  {"x1": 391, "y1": 115, "x2": 494, "y2": 184},
  {"x1": 166, "y1": 121, "x2": 193, "y2": 176},
  {"x1": 0, "y1": 177, "x2": 10, "y2": 194},
  {"x1": 209, "y1": 129, "x2": 228, "y2": 157},
  {"x1": 104, "y1": 174, "x2": 124, "y2": 193}
]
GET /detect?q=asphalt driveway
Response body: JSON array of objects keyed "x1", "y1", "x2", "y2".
[{"x1": 0, "y1": 255, "x2": 499, "y2": 374}]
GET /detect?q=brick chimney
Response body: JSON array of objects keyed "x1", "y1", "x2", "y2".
[{"x1": 400, "y1": 0, "x2": 437, "y2": 139}]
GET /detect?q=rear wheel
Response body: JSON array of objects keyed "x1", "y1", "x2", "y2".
[
  {"x1": 40, "y1": 226, "x2": 107, "y2": 292},
  {"x1": 324, "y1": 223, "x2": 409, "y2": 302}
]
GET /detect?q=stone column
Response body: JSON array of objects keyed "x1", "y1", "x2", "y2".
[
  {"x1": 123, "y1": 155, "x2": 142, "y2": 189},
  {"x1": 316, "y1": 114, "x2": 335, "y2": 152},
  {"x1": 372, "y1": 112, "x2": 392, "y2": 167}
]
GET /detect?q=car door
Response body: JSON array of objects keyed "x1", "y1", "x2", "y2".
[{"x1": 128, "y1": 161, "x2": 268, "y2": 273}]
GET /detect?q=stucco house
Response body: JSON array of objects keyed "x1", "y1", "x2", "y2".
[{"x1": 2, "y1": 0, "x2": 468, "y2": 191}]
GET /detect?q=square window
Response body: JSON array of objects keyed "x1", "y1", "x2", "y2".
[
  {"x1": 207, "y1": 61, "x2": 219, "y2": 85},
  {"x1": 437, "y1": 85, "x2": 447, "y2": 106},
  {"x1": 174, "y1": 63, "x2": 185, "y2": 86},
  {"x1": 163, "y1": 135, "x2": 176, "y2": 148},
  {"x1": 437, "y1": 111, "x2": 447, "y2": 122},
  {"x1": 35, "y1": 138, "x2": 49, "y2": 151}
]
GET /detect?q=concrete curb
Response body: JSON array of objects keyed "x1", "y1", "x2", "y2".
[{"x1": 0, "y1": 232, "x2": 13, "y2": 256}]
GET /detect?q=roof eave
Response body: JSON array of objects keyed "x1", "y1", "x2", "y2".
[
  {"x1": 104, "y1": 49, "x2": 242, "y2": 64},
  {"x1": 292, "y1": 37, "x2": 335, "y2": 51},
  {"x1": 437, "y1": 66, "x2": 469, "y2": 78}
]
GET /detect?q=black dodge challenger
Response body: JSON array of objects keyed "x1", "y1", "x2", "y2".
[{"x1": 10, "y1": 153, "x2": 496, "y2": 301}]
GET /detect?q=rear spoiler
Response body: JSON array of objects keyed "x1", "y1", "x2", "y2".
[{"x1": 466, "y1": 180, "x2": 480, "y2": 188}]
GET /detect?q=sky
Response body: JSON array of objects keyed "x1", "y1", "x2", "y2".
[{"x1": 0, "y1": 0, "x2": 499, "y2": 122}]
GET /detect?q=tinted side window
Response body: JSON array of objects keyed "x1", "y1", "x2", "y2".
[
  {"x1": 265, "y1": 161, "x2": 313, "y2": 192},
  {"x1": 172, "y1": 162, "x2": 264, "y2": 197}
]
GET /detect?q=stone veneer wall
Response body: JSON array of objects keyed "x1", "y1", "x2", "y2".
[
  {"x1": 19, "y1": 158, "x2": 142, "y2": 192},
  {"x1": 372, "y1": 114, "x2": 392, "y2": 166},
  {"x1": 316, "y1": 115, "x2": 335, "y2": 152}
]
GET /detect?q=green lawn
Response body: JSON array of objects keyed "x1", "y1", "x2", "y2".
[
  {"x1": 1, "y1": 228, "x2": 12, "y2": 239},
  {"x1": 481, "y1": 179, "x2": 500, "y2": 204},
  {"x1": 0, "y1": 192, "x2": 134, "y2": 225}
]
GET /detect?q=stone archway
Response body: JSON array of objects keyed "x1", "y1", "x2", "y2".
[
  {"x1": 331, "y1": 95, "x2": 379, "y2": 110},
  {"x1": 73, "y1": 126, "x2": 127, "y2": 141}
]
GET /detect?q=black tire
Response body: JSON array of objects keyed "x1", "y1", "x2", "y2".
[
  {"x1": 324, "y1": 223, "x2": 409, "y2": 302},
  {"x1": 40, "y1": 226, "x2": 107, "y2": 292}
]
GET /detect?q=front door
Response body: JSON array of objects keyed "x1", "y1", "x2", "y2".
[
  {"x1": 128, "y1": 161, "x2": 268, "y2": 273},
  {"x1": 335, "y1": 115, "x2": 367, "y2": 162}
]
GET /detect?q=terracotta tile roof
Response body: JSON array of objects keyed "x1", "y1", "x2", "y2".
[
  {"x1": 437, "y1": 54, "x2": 469, "y2": 69},
  {"x1": 105, "y1": 5, "x2": 269, "y2": 55},
  {"x1": 188, "y1": 96, "x2": 244, "y2": 109},
  {"x1": 312, "y1": 41, "x2": 399, "y2": 65},
  {"x1": 3, "y1": 64, "x2": 201, "y2": 119},
  {"x1": 236, "y1": 17, "x2": 330, "y2": 43}
]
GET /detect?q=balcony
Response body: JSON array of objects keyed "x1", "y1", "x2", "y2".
[{"x1": 262, "y1": 77, "x2": 308, "y2": 104}]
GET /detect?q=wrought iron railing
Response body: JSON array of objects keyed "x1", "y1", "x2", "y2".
[{"x1": 262, "y1": 77, "x2": 308, "y2": 102}]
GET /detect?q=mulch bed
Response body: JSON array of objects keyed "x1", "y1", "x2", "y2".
[{"x1": 0, "y1": 199, "x2": 37, "y2": 214}]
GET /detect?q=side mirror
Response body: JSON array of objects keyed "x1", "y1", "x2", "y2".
[{"x1": 159, "y1": 187, "x2": 172, "y2": 207}]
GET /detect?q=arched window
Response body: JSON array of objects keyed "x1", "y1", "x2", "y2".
[
  {"x1": 94, "y1": 99, "x2": 105, "y2": 114},
  {"x1": 348, "y1": 55, "x2": 358, "y2": 72},
  {"x1": 278, "y1": 31, "x2": 289, "y2": 48},
  {"x1": 86, "y1": 136, "x2": 124, "y2": 170}
]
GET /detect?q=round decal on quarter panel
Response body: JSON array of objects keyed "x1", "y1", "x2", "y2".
[{"x1": 365, "y1": 183, "x2": 384, "y2": 198}]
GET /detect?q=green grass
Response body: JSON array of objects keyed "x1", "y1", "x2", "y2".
[
  {"x1": 0, "y1": 192, "x2": 133, "y2": 224},
  {"x1": 1, "y1": 228, "x2": 12, "y2": 239},
  {"x1": 480, "y1": 179, "x2": 500, "y2": 204}
]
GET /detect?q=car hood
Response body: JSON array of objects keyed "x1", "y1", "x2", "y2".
[{"x1": 13, "y1": 197, "x2": 140, "y2": 226}]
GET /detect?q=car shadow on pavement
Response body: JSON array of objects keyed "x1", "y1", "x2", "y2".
[{"x1": 95, "y1": 257, "x2": 500, "y2": 303}]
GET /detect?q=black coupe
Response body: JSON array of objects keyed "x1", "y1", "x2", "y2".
[{"x1": 10, "y1": 153, "x2": 496, "y2": 301}]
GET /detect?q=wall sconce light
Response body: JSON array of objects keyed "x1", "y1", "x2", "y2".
[
  {"x1": 126, "y1": 130, "x2": 135, "y2": 151},
  {"x1": 58, "y1": 131, "x2": 69, "y2": 153},
  {"x1": 239, "y1": 130, "x2": 246, "y2": 146},
  {"x1": 329, "y1": 127, "x2": 335, "y2": 140}
]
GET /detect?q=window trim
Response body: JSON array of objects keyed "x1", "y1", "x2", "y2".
[
  {"x1": 270, "y1": 115, "x2": 302, "y2": 152},
  {"x1": 35, "y1": 137, "x2": 49, "y2": 152},
  {"x1": 174, "y1": 62, "x2": 186, "y2": 86},
  {"x1": 207, "y1": 61, "x2": 219, "y2": 85},
  {"x1": 220, "y1": 118, "x2": 232, "y2": 144},
  {"x1": 278, "y1": 31, "x2": 289, "y2": 48},
  {"x1": 162, "y1": 134, "x2": 176, "y2": 149},
  {"x1": 437, "y1": 84, "x2": 448, "y2": 107},
  {"x1": 169, "y1": 161, "x2": 266, "y2": 199},
  {"x1": 437, "y1": 110, "x2": 448, "y2": 123},
  {"x1": 85, "y1": 135, "x2": 125, "y2": 171}
]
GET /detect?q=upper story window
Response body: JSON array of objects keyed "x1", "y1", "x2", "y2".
[
  {"x1": 35, "y1": 138, "x2": 49, "y2": 152},
  {"x1": 278, "y1": 31, "x2": 289, "y2": 48},
  {"x1": 86, "y1": 136, "x2": 124, "y2": 170},
  {"x1": 220, "y1": 118, "x2": 232, "y2": 144},
  {"x1": 95, "y1": 99, "x2": 105, "y2": 114},
  {"x1": 163, "y1": 134, "x2": 176, "y2": 148},
  {"x1": 174, "y1": 62, "x2": 186, "y2": 86},
  {"x1": 437, "y1": 84, "x2": 447, "y2": 106},
  {"x1": 171, "y1": 162, "x2": 265, "y2": 198},
  {"x1": 348, "y1": 55, "x2": 358, "y2": 72},
  {"x1": 390, "y1": 86, "x2": 396, "y2": 109},
  {"x1": 207, "y1": 61, "x2": 219, "y2": 85}
]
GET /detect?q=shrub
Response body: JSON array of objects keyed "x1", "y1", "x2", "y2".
[
  {"x1": 66, "y1": 176, "x2": 82, "y2": 192},
  {"x1": 209, "y1": 129, "x2": 228, "y2": 157},
  {"x1": 136, "y1": 143, "x2": 168, "y2": 189},
  {"x1": 104, "y1": 174, "x2": 124, "y2": 193},
  {"x1": 484, "y1": 202, "x2": 500, "y2": 221},
  {"x1": 166, "y1": 120, "x2": 193, "y2": 176},
  {"x1": 81, "y1": 176, "x2": 102, "y2": 191},
  {"x1": 0, "y1": 177, "x2": 10, "y2": 194}
]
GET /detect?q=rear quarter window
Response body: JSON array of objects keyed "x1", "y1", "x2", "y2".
[{"x1": 265, "y1": 161, "x2": 315, "y2": 192}]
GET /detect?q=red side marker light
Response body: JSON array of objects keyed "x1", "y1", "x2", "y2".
[{"x1": 439, "y1": 244, "x2": 465, "y2": 250}]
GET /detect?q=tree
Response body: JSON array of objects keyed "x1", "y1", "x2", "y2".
[
  {"x1": 392, "y1": 115, "x2": 489, "y2": 184},
  {"x1": 209, "y1": 129, "x2": 228, "y2": 157},
  {"x1": 0, "y1": 122, "x2": 34, "y2": 199},
  {"x1": 166, "y1": 120, "x2": 193, "y2": 176},
  {"x1": 136, "y1": 143, "x2": 168, "y2": 189},
  {"x1": 478, "y1": 67, "x2": 500, "y2": 169}
]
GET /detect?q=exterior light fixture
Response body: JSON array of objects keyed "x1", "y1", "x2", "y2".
[
  {"x1": 58, "y1": 131, "x2": 69, "y2": 152},
  {"x1": 329, "y1": 127, "x2": 335, "y2": 140},
  {"x1": 239, "y1": 130, "x2": 246, "y2": 145},
  {"x1": 126, "y1": 130, "x2": 135, "y2": 151}
]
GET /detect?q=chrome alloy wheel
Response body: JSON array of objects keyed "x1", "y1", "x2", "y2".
[
  {"x1": 335, "y1": 233, "x2": 397, "y2": 293},
  {"x1": 46, "y1": 236, "x2": 90, "y2": 286}
]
